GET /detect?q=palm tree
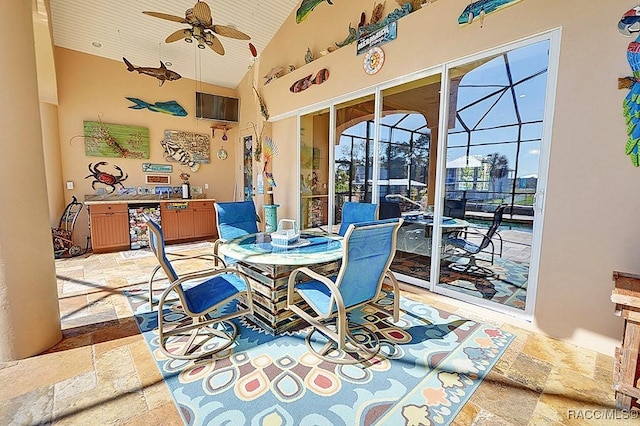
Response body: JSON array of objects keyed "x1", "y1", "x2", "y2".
[{"x1": 486, "y1": 152, "x2": 509, "y2": 201}]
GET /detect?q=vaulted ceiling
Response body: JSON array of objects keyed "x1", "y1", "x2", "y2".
[{"x1": 46, "y1": 0, "x2": 300, "y2": 89}]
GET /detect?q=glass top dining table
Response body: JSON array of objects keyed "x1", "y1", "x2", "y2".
[
  {"x1": 217, "y1": 231, "x2": 344, "y2": 265},
  {"x1": 401, "y1": 212, "x2": 469, "y2": 230}
]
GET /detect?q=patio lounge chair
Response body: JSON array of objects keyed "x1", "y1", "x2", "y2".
[
  {"x1": 287, "y1": 218, "x2": 403, "y2": 365},
  {"x1": 147, "y1": 218, "x2": 254, "y2": 360},
  {"x1": 447, "y1": 204, "x2": 507, "y2": 276}
]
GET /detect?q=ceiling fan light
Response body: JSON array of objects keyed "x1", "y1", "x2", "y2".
[
  {"x1": 198, "y1": 43, "x2": 205, "y2": 49},
  {"x1": 185, "y1": 37, "x2": 193, "y2": 43}
]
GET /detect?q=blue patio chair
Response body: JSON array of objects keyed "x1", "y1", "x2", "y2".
[
  {"x1": 447, "y1": 204, "x2": 506, "y2": 276},
  {"x1": 214, "y1": 201, "x2": 260, "y2": 264},
  {"x1": 145, "y1": 217, "x2": 225, "y2": 310},
  {"x1": 147, "y1": 219, "x2": 254, "y2": 360},
  {"x1": 287, "y1": 218, "x2": 403, "y2": 365},
  {"x1": 338, "y1": 202, "x2": 378, "y2": 236}
]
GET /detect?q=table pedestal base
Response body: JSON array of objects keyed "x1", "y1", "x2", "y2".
[{"x1": 237, "y1": 259, "x2": 341, "y2": 334}]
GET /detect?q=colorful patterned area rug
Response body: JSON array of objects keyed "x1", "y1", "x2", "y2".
[{"x1": 124, "y1": 288, "x2": 514, "y2": 425}]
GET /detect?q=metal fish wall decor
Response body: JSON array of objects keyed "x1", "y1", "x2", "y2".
[
  {"x1": 126, "y1": 98, "x2": 187, "y2": 116},
  {"x1": 122, "y1": 57, "x2": 182, "y2": 86},
  {"x1": 296, "y1": 0, "x2": 334, "y2": 24},
  {"x1": 458, "y1": 0, "x2": 522, "y2": 27},
  {"x1": 290, "y1": 69, "x2": 329, "y2": 93}
]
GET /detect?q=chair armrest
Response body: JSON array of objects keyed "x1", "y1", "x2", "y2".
[
  {"x1": 170, "y1": 252, "x2": 227, "y2": 268},
  {"x1": 287, "y1": 267, "x2": 344, "y2": 315},
  {"x1": 455, "y1": 228, "x2": 485, "y2": 238},
  {"x1": 148, "y1": 252, "x2": 227, "y2": 308},
  {"x1": 158, "y1": 267, "x2": 253, "y2": 322},
  {"x1": 493, "y1": 231, "x2": 503, "y2": 257},
  {"x1": 466, "y1": 228, "x2": 503, "y2": 258},
  {"x1": 171, "y1": 267, "x2": 249, "y2": 286},
  {"x1": 213, "y1": 239, "x2": 227, "y2": 267}
]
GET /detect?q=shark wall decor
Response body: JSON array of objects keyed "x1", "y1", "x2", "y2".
[{"x1": 122, "y1": 57, "x2": 182, "y2": 86}]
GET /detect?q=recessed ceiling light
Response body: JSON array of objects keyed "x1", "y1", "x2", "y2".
[
  {"x1": 91, "y1": 41, "x2": 102, "y2": 48},
  {"x1": 165, "y1": 61, "x2": 173, "y2": 67}
]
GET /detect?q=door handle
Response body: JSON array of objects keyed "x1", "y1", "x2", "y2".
[{"x1": 533, "y1": 189, "x2": 544, "y2": 212}]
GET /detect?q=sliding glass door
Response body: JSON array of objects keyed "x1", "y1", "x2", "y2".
[
  {"x1": 300, "y1": 108, "x2": 330, "y2": 231},
  {"x1": 334, "y1": 94, "x2": 376, "y2": 230},
  {"x1": 432, "y1": 37, "x2": 552, "y2": 315},
  {"x1": 296, "y1": 32, "x2": 557, "y2": 318},
  {"x1": 376, "y1": 75, "x2": 442, "y2": 288}
]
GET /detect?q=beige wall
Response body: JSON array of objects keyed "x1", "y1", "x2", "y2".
[
  {"x1": 236, "y1": 66, "x2": 270, "y2": 224},
  {"x1": 0, "y1": 0, "x2": 61, "y2": 360},
  {"x1": 251, "y1": 0, "x2": 640, "y2": 354},
  {"x1": 41, "y1": 102, "x2": 65, "y2": 226},
  {"x1": 55, "y1": 47, "x2": 240, "y2": 243}
]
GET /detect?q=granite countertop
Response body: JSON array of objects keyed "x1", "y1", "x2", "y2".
[{"x1": 83, "y1": 194, "x2": 214, "y2": 205}]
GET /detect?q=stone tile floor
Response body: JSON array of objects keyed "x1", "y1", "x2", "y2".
[{"x1": 0, "y1": 242, "x2": 628, "y2": 425}]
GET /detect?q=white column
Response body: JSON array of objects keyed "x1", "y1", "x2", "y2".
[{"x1": 0, "y1": 0, "x2": 62, "y2": 360}]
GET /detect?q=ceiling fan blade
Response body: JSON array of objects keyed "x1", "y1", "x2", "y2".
[
  {"x1": 207, "y1": 35, "x2": 225, "y2": 55},
  {"x1": 165, "y1": 29, "x2": 189, "y2": 43},
  {"x1": 213, "y1": 25, "x2": 250, "y2": 40},
  {"x1": 142, "y1": 11, "x2": 187, "y2": 24},
  {"x1": 193, "y1": 2, "x2": 213, "y2": 27}
]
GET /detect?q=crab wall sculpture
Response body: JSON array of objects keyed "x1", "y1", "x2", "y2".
[{"x1": 85, "y1": 161, "x2": 128, "y2": 192}]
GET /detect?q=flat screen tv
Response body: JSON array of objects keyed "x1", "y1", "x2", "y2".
[{"x1": 195, "y1": 92, "x2": 239, "y2": 123}]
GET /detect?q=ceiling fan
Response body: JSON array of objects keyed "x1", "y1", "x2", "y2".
[{"x1": 142, "y1": 1, "x2": 251, "y2": 55}]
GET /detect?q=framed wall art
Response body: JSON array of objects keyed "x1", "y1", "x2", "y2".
[
  {"x1": 83, "y1": 121, "x2": 149, "y2": 159},
  {"x1": 162, "y1": 130, "x2": 210, "y2": 168},
  {"x1": 243, "y1": 135, "x2": 253, "y2": 200},
  {"x1": 145, "y1": 175, "x2": 171, "y2": 185}
]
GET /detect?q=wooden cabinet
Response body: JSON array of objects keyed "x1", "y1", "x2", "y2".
[
  {"x1": 192, "y1": 201, "x2": 217, "y2": 238},
  {"x1": 612, "y1": 271, "x2": 640, "y2": 410},
  {"x1": 89, "y1": 203, "x2": 130, "y2": 253},
  {"x1": 87, "y1": 200, "x2": 217, "y2": 253},
  {"x1": 161, "y1": 201, "x2": 217, "y2": 242},
  {"x1": 162, "y1": 207, "x2": 194, "y2": 241}
]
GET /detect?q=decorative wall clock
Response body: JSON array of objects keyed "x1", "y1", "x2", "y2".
[{"x1": 363, "y1": 47, "x2": 385, "y2": 75}]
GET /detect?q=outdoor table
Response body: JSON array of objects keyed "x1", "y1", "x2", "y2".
[
  {"x1": 218, "y1": 231, "x2": 343, "y2": 334},
  {"x1": 397, "y1": 214, "x2": 470, "y2": 258},
  {"x1": 401, "y1": 213, "x2": 469, "y2": 238}
]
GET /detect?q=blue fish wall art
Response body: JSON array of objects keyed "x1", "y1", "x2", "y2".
[
  {"x1": 458, "y1": 0, "x2": 522, "y2": 26},
  {"x1": 296, "y1": 0, "x2": 334, "y2": 24},
  {"x1": 126, "y1": 98, "x2": 188, "y2": 117}
]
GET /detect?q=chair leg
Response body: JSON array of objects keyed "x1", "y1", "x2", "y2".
[
  {"x1": 156, "y1": 281, "x2": 252, "y2": 360},
  {"x1": 449, "y1": 255, "x2": 495, "y2": 277},
  {"x1": 158, "y1": 315, "x2": 240, "y2": 360},
  {"x1": 304, "y1": 321, "x2": 381, "y2": 366},
  {"x1": 288, "y1": 301, "x2": 380, "y2": 365}
]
